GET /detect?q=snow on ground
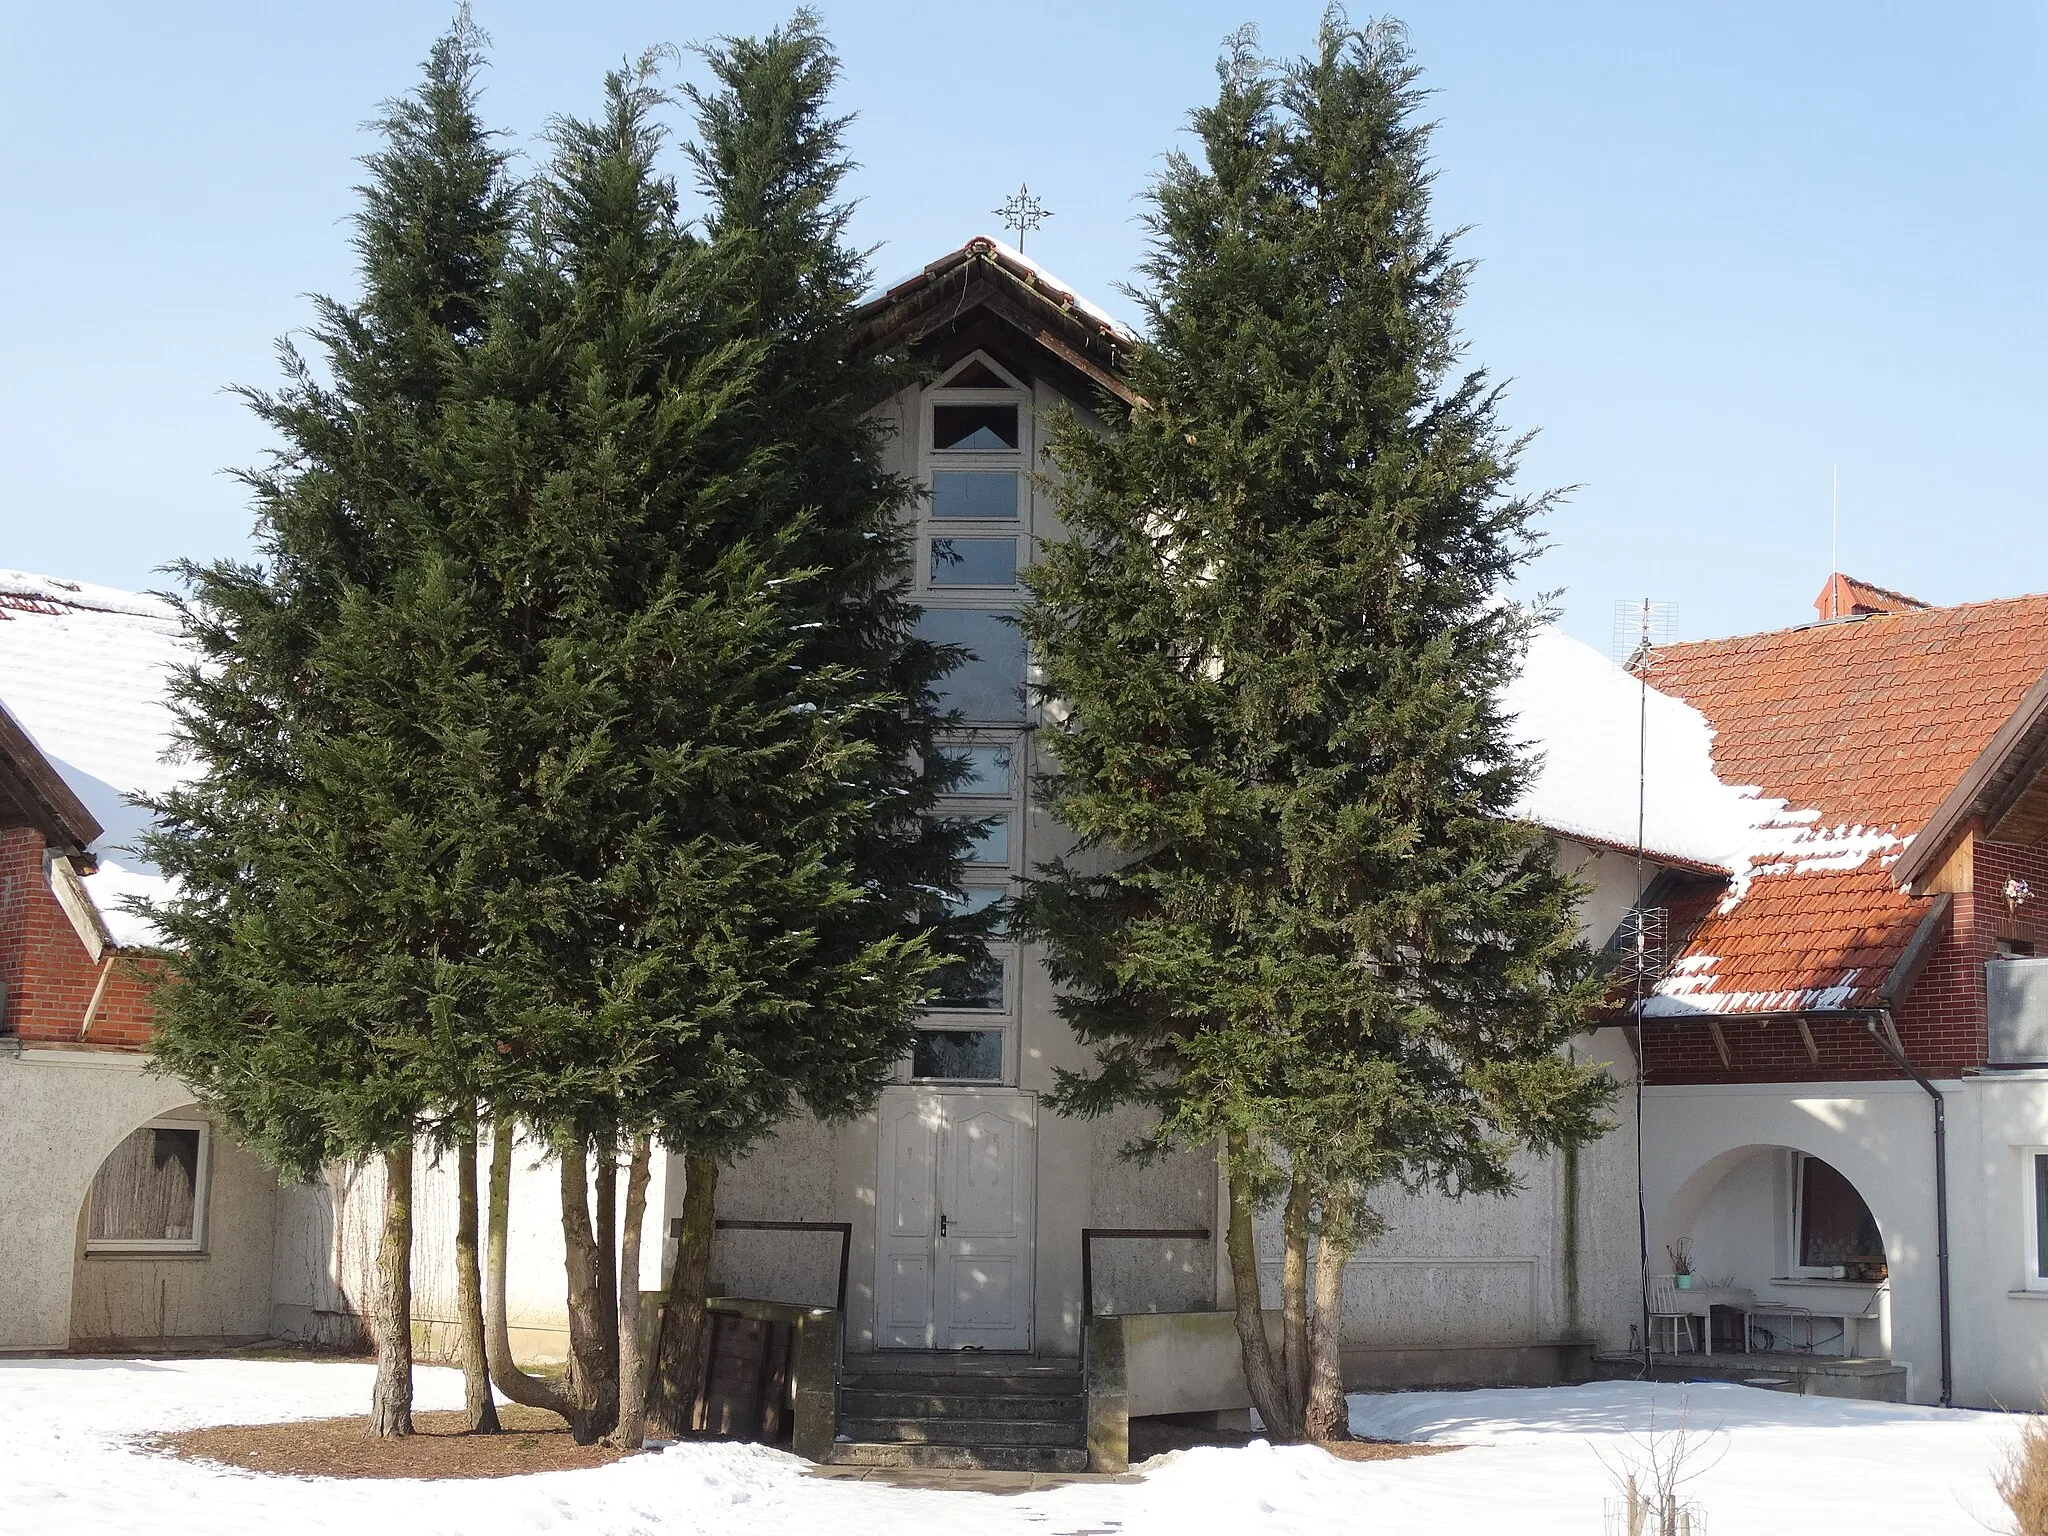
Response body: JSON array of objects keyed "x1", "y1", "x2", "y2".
[{"x1": 0, "y1": 1359, "x2": 2022, "y2": 1535}]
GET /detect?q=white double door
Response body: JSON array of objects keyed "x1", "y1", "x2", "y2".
[{"x1": 875, "y1": 1087, "x2": 1036, "y2": 1351}]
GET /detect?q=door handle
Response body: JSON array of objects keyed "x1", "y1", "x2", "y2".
[{"x1": 940, "y1": 1213, "x2": 949, "y2": 1237}]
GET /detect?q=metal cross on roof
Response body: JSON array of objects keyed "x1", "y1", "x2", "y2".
[{"x1": 994, "y1": 183, "x2": 1050, "y2": 252}]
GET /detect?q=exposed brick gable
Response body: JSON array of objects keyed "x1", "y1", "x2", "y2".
[{"x1": 0, "y1": 825, "x2": 158, "y2": 1051}]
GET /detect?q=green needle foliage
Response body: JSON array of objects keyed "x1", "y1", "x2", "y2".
[
  {"x1": 140, "y1": 15, "x2": 517, "y2": 1437},
  {"x1": 1019, "y1": 13, "x2": 1614, "y2": 1442}
]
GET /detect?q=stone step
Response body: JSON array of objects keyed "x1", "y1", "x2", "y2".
[
  {"x1": 840, "y1": 1387, "x2": 1085, "y2": 1421},
  {"x1": 838, "y1": 1415, "x2": 1086, "y2": 1448},
  {"x1": 840, "y1": 1371, "x2": 1081, "y2": 1398},
  {"x1": 826, "y1": 1440, "x2": 1091, "y2": 1473}
]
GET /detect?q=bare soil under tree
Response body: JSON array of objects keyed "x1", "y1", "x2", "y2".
[{"x1": 152, "y1": 1404, "x2": 631, "y2": 1480}]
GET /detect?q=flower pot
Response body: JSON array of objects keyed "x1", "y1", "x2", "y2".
[{"x1": 1675, "y1": 1274, "x2": 1693, "y2": 1290}]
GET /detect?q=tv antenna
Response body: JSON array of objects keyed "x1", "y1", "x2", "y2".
[
  {"x1": 994, "y1": 183, "x2": 1050, "y2": 253},
  {"x1": 1613, "y1": 597, "x2": 1676, "y2": 1379}
]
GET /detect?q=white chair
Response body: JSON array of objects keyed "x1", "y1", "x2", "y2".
[{"x1": 1646, "y1": 1276, "x2": 1699, "y2": 1355}]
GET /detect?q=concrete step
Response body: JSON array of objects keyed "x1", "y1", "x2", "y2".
[
  {"x1": 840, "y1": 1387, "x2": 1085, "y2": 1421},
  {"x1": 838, "y1": 1415, "x2": 1085, "y2": 1448},
  {"x1": 826, "y1": 1441, "x2": 1091, "y2": 1473},
  {"x1": 840, "y1": 1371, "x2": 1081, "y2": 1397}
]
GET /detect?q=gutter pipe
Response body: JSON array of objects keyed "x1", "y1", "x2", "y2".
[{"x1": 1864, "y1": 1009, "x2": 1953, "y2": 1408}]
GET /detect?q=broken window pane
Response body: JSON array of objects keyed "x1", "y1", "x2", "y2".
[{"x1": 932, "y1": 404, "x2": 1019, "y2": 452}]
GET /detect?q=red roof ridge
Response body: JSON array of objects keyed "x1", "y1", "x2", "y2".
[{"x1": 1644, "y1": 587, "x2": 2048, "y2": 665}]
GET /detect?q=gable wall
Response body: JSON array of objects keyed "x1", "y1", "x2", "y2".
[{"x1": 0, "y1": 824, "x2": 158, "y2": 1050}]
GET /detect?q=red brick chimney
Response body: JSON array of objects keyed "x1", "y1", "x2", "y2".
[{"x1": 1813, "y1": 572, "x2": 1929, "y2": 621}]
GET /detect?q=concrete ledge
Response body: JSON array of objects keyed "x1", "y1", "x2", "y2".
[
  {"x1": 790, "y1": 1308, "x2": 842, "y2": 1464},
  {"x1": 1084, "y1": 1317, "x2": 1128, "y2": 1473},
  {"x1": 1341, "y1": 1339, "x2": 1597, "y2": 1391}
]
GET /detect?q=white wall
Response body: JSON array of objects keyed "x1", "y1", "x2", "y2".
[
  {"x1": 280, "y1": 1126, "x2": 669, "y2": 1364},
  {"x1": 0, "y1": 1049, "x2": 219, "y2": 1349},
  {"x1": 1644, "y1": 1081, "x2": 1941, "y2": 1398},
  {"x1": 69, "y1": 1106, "x2": 278, "y2": 1344}
]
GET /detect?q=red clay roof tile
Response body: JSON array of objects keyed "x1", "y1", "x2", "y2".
[{"x1": 1639, "y1": 592, "x2": 2048, "y2": 1014}]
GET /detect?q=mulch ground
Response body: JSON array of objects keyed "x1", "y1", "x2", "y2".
[
  {"x1": 1128, "y1": 1413, "x2": 1457, "y2": 1463},
  {"x1": 152, "y1": 1404, "x2": 633, "y2": 1480}
]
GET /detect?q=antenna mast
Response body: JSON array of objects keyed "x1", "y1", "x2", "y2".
[
  {"x1": 1613, "y1": 597, "x2": 1675, "y2": 1376},
  {"x1": 1830, "y1": 465, "x2": 1840, "y2": 617}
]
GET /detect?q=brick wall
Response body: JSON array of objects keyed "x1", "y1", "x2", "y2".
[
  {"x1": 0, "y1": 824, "x2": 159, "y2": 1050},
  {"x1": 1643, "y1": 837, "x2": 2048, "y2": 1085}
]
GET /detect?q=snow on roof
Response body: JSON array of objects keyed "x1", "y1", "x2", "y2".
[
  {"x1": 1503, "y1": 625, "x2": 1765, "y2": 874},
  {"x1": 1504, "y1": 625, "x2": 1909, "y2": 920},
  {"x1": 869, "y1": 235, "x2": 1143, "y2": 345},
  {"x1": 0, "y1": 569, "x2": 192, "y2": 947}
]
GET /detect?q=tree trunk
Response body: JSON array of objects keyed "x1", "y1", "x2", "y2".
[
  {"x1": 644, "y1": 1149, "x2": 718, "y2": 1441},
  {"x1": 370, "y1": 1140, "x2": 415, "y2": 1438},
  {"x1": 1223, "y1": 1132, "x2": 1299, "y2": 1441},
  {"x1": 455, "y1": 1123, "x2": 500, "y2": 1433},
  {"x1": 1278, "y1": 1172, "x2": 1311, "y2": 1435},
  {"x1": 559, "y1": 1142, "x2": 619, "y2": 1444},
  {"x1": 1305, "y1": 1202, "x2": 1354, "y2": 1442},
  {"x1": 605, "y1": 1133, "x2": 654, "y2": 1450},
  {"x1": 482, "y1": 1118, "x2": 578, "y2": 1421},
  {"x1": 594, "y1": 1140, "x2": 620, "y2": 1394}
]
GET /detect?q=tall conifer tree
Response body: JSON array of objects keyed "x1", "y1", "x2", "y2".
[
  {"x1": 142, "y1": 16, "x2": 515, "y2": 1438},
  {"x1": 641, "y1": 11, "x2": 974, "y2": 1435},
  {"x1": 1020, "y1": 15, "x2": 1613, "y2": 1442}
]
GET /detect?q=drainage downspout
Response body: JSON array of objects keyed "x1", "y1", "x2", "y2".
[{"x1": 1865, "y1": 1009, "x2": 1953, "y2": 1408}]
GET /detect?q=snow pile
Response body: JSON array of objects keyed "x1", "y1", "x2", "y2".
[
  {"x1": 0, "y1": 568, "x2": 194, "y2": 946},
  {"x1": 0, "y1": 1359, "x2": 2019, "y2": 1535}
]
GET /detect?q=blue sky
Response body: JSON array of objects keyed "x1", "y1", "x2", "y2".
[{"x1": 3, "y1": 1, "x2": 2043, "y2": 653}]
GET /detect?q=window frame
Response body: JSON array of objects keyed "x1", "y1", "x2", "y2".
[
  {"x1": 84, "y1": 1118, "x2": 213, "y2": 1256},
  {"x1": 918, "y1": 362, "x2": 1029, "y2": 600},
  {"x1": 1788, "y1": 1150, "x2": 1885, "y2": 1280},
  {"x1": 927, "y1": 533, "x2": 1021, "y2": 590},
  {"x1": 2024, "y1": 1147, "x2": 2048, "y2": 1292},
  {"x1": 907, "y1": 1022, "x2": 1010, "y2": 1085}
]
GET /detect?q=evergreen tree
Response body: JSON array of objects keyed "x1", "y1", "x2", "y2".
[
  {"x1": 141, "y1": 16, "x2": 515, "y2": 1438},
  {"x1": 381, "y1": 22, "x2": 964, "y2": 1443},
  {"x1": 640, "y1": 11, "x2": 974, "y2": 1435},
  {"x1": 1019, "y1": 14, "x2": 1613, "y2": 1443}
]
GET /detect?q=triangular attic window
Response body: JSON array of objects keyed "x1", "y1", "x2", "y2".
[{"x1": 941, "y1": 359, "x2": 1012, "y2": 389}]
